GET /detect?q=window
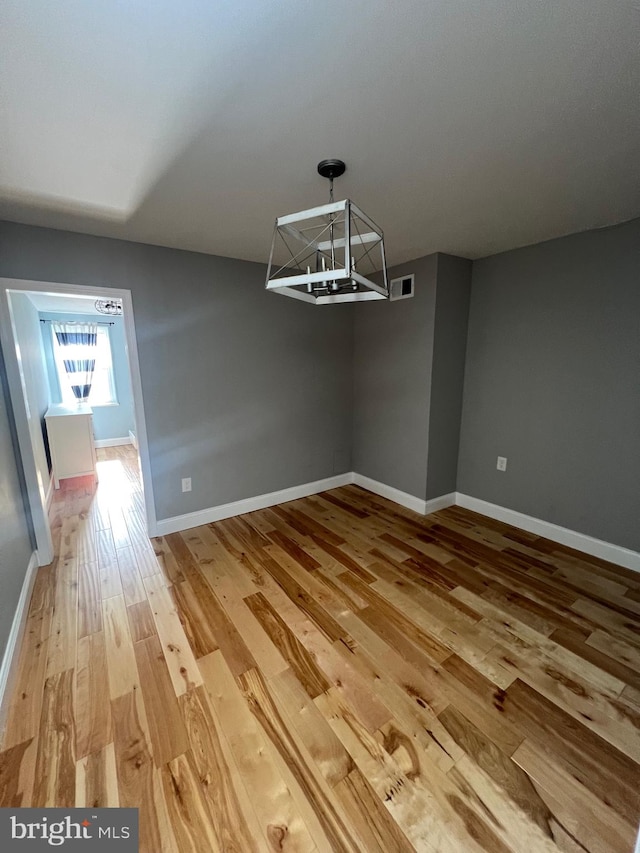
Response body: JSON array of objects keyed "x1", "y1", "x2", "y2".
[{"x1": 52, "y1": 324, "x2": 117, "y2": 406}]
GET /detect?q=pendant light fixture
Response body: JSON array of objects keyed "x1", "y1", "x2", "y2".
[{"x1": 265, "y1": 160, "x2": 390, "y2": 304}]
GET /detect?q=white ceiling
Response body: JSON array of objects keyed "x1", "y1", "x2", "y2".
[
  {"x1": 1, "y1": 0, "x2": 639, "y2": 266},
  {"x1": 26, "y1": 292, "x2": 103, "y2": 315}
]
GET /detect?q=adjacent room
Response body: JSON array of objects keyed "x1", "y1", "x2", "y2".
[{"x1": 0, "y1": 2, "x2": 638, "y2": 851}]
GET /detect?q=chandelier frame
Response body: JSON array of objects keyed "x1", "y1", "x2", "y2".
[{"x1": 265, "y1": 161, "x2": 390, "y2": 305}]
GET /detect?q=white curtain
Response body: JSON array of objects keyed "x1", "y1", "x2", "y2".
[{"x1": 52, "y1": 322, "x2": 99, "y2": 402}]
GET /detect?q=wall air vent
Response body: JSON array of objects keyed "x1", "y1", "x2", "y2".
[{"x1": 389, "y1": 274, "x2": 415, "y2": 301}]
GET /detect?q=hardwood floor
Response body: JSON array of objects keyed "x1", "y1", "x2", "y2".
[{"x1": 1, "y1": 444, "x2": 639, "y2": 851}]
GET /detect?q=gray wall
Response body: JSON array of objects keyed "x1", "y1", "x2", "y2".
[
  {"x1": 39, "y1": 311, "x2": 135, "y2": 441},
  {"x1": 458, "y1": 217, "x2": 640, "y2": 551},
  {"x1": 0, "y1": 342, "x2": 34, "y2": 662},
  {"x1": 426, "y1": 255, "x2": 472, "y2": 499},
  {"x1": 9, "y1": 293, "x2": 51, "y2": 492},
  {"x1": 352, "y1": 254, "x2": 438, "y2": 499},
  {"x1": 0, "y1": 221, "x2": 353, "y2": 522}
]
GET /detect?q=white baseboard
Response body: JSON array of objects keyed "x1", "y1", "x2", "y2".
[
  {"x1": 0, "y1": 552, "x2": 39, "y2": 737},
  {"x1": 94, "y1": 437, "x2": 133, "y2": 448},
  {"x1": 424, "y1": 492, "x2": 458, "y2": 514},
  {"x1": 352, "y1": 473, "x2": 430, "y2": 514},
  {"x1": 155, "y1": 472, "x2": 354, "y2": 537},
  {"x1": 128, "y1": 430, "x2": 138, "y2": 450},
  {"x1": 350, "y1": 477, "x2": 639, "y2": 572},
  {"x1": 351, "y1": 473, "x2": 457, "y2": 516},
  {"x1": 154, "y1": 469, "x2": 639, "y2": 573},
  {"x1": 45, "y1": 472, "x2": 54, "y2": 512},
  {"x1": 455, "y1": 493, "x2": 640, "y2": 573}
]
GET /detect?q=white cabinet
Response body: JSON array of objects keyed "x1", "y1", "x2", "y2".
[{"x1": 45, "y1": 404, "x2": 98, "y2": 488}]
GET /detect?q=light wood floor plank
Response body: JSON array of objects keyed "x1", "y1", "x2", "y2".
[
  {"x1": 33, "y1": 669, "x2": 76, "y2": 807},
  {"x1": 46, "y1": 556, "x2": 78, "y2": 677},
  {"x1": 75, "y1": 742, "x2": 119, "y2": 808},
  {"x1": 103, "y1": 594, "x2": 140, "y2": 700},
  {"x1": 169, "y1": 579, "x2": 219, "y2": 659},
  {"x1": 333, "y1": 767, "x2": 415, "y2": 853},
  {"x1": 127, "y1": 599, "x2": 157, "y2": 644},
  {"x1": 500, "y1": 677, "x2": 640, "y2": 825},
  {"x1": 77, "y1": 560, "x2": 102, "y2": 637},
  {"x1": 2, "y1": 603, "x2": 51, "y2": 748},
  {"x1": 161, "y1": 750, "x2": 224, "y2": 853},
  {"x1": 134, "y1": 634, "x2": 189, "y2": 765},
  {"x1": 0, "y1": 737, "x2": 37, "y2": 807},
  {"x1": 237, "y1": 666, "x2": 364, "y2": 852},
  {"x1": 200, "y1": 649, "x2": 319, "y2": 852},
  {"x1": 76, "y1": 631, "x2": 112, "y2": 759},
  {"x1": 268, "y1": 668, "x2": 354, "y2": 788},
  {"x1": 178, "y1": 686, "x2": 263, "y2": 852},
  {"x1": 315, "y1": 687, "x2": 472, "y2": 852},
  {"x1": 245, "y1": 592, "x2": 332, "y2": 699},
  {"x1": 112, "y1": 689, "x2": 166, "y2": 853},
  {"x1": 143, "y1": 573, "x2": 203, "y2": 695},
  {"x1": 512, "y1": 738, "x2": 636, "y2": 853},
  {"x1": 117, "y1": 545, "x2": 147, "y2": 606}
]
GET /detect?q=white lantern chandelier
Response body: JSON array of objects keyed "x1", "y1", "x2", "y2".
[{"x1": 266, "y1": 160, "x2": 390, "y2": 304}]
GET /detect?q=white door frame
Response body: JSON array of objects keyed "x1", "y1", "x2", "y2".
[{"x1": 0, "y1": 278, "x2": 158, "y2": 565}]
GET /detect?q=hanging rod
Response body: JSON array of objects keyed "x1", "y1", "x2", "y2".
[{"x1": 40, "y1": 319, "x2": 114, "y2": 326}]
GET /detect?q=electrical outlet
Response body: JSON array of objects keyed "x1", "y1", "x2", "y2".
[
  {"x1": 181, "y1": 477, "x2": 192, "y2": 492},
  {"x1": 496, "y1": 456, "x2": 507, "y2": 472}
]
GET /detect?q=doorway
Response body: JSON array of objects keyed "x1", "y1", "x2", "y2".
[{"x1": 0, "y1": 278, "x2": 157, "y2": 565}]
